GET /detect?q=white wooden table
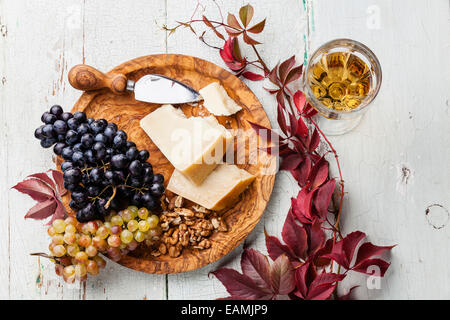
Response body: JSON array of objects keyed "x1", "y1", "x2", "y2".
[{"x1": 0, "y1": 0, "x2": 449, "y2": 300}]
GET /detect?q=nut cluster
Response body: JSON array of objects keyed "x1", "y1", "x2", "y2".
[{"x1": 151, "y1": 195, "x2": 228, "y2": 258}]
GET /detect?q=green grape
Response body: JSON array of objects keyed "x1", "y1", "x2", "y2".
[
  {"x1": 64, "y1": 216, "x2": 78, "y2": 226},
  {"x1": 127, "y1": 220, "x2": 139, "y2": 232},
  {"x1": 65, "y1": 224, "x2": 77, "y2": 234},
  {"x1": 134, "y1": 231, "x2": 145, "y2": 243},
  {"x1": 52, "y1": 234, "x2": 64, "y2": 245},
  {"x1": 120, "y1": 230, "x2": 134, "y2": 244},
  {"x1": 128, "y1": 206, "x2": 139, "y2": 216},
  {"x1": 107, "y1": 234, "x2": 121, "y2": 248},
  {"x1": 137, "y1": 207, "x2": 149, "y2": 220},
  {"x1": 138, "y1": 220, "x2": 150, "y2": 232},
  {"x1": 85, "y1": 245, "x2": 98, "y2": 257},
  {"x1": 63, "y1": 232, "x2": 76, "y2": 245},
  {"x1": 111, "y1": 215, "x2": 123, "y2": 226},
  {"x1": 63, "y1": 265, "x2": 75, "y2": 278},
  {"x1": 66, "y1": 244, "x2": 79, "y2": 257},
  {"x1": 47, "y1": 226, "x2": 56, "y2": 237},
  {"x1": 78, "y1": 234, "x2": 91, "y2": 248},
  {"x1": 121, "y1": 209, "x2": 133, "y2": 222},
  {"x1": 96, "y1": 226, "x2": 110, "y2": 239},
  {"x1": 52, "y1": 219, "x2": 66, "y2": 233},
  {"x1": 53, "y1": 245, "x2": 66, "y2": 257},
  {"x1": 86, "y1": 260, "x2": 99, "y2": 275},
  {"x1": 75, "y1": 264, "x2": 87, "y2": 279},
  {"x1": 75, "y1": 251, "x2": 88, "y2": 264},
  {"x1": 86, "y1": 221, "x2": 99, "y2": 234},
  {"x1": 147, "y1": 215, "x2": 160, "y2": 229}
]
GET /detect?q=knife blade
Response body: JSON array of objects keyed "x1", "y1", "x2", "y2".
[{"x1": 68, "y1": 64, "x2": 203, "y2": 104}]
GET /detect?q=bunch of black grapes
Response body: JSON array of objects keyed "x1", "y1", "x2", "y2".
[{"x1": 34, "y1": 105, "x2": 165, "y2": 222}]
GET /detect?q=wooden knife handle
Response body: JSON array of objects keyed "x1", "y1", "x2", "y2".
[{"x1": 68, "y1": 64, "x2": 128, "y2": 94}]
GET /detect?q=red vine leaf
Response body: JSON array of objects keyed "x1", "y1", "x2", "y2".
[
  {"x1": 247, "y1": 19, "x2": 266, "y2": 34},
  {"x1": 239, "y1": 4, "x2": 254, "y2": 28},
  {"x1": 313, "y1": 179, "x2": 336, "y2": 219},
  {"x1": 265, "y1": 233, "x2": 296, "y2": 262},
  {"x1": 296, "y1": 117, "x2": 309, "y2": 138},
  {"x1": 309, "y1": 128, "x2": 320, "y2": 152},
  {"x1": 285, "y1": 65, "x2": 303, "y2": 85},
  {"x1": 211, "y1": 268, "x2": 271, "y2": 300},
  {"x1": 25, "y1": 198, "x2": 57, "y2": 220},
  {"x1": 202, "y1": 15, "x2": 225, "y2": 40},
  {"x1": 282, "y1": 213, "x2": 307, "y2": 258},
  {"x1": 227, "y1": 13, "x2": 242, "y2": 30},
  {"x1": 241, "y1": 249, "x2": 272, "y2": 292},
  {"x1": 243, "y1": 32, "x2": 261, "y2": 45},
  {"x1": 278, "y1": 56, "x2": 296, "y2": 84},
  {"x1": 242, "y1": 71, "x2": 265, "y2": 81},
  {"x1": 279, "y1": 154, "x2": 303, "y2": 171},
  {"x1": 12, "y1": 171, "x2": 67, "y2": 225},
  {"x1": 307, "y1": 157, "x2": 329, "y2": 189},
  {"x1": 270, "y1": 254, "x2": 295, "y2": 295},
  {"x1": 12, "y1": 179, "x2": 55, "y2": 202},
  {"x1": 220, "y1": 37, "x2": 247, "y2": 73}
]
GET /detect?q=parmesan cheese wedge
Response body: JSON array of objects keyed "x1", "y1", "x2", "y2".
[
  {"x1": 140, "y1": 104, "x2": 232, "y2": 185},
  {"x1": 199, "y1": 82, "x2": 242, "y2": 116},
  {"x1": 167, "y1": 164, "x2": 255, "y2": 211}
]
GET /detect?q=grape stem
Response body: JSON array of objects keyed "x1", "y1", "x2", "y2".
[{"x1": 104, "y1": 186, "x2": 117, "y2": 209}]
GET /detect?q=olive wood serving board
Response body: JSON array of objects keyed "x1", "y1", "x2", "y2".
[{"x1": 62, "y1": 54, "x2": 275, "y2": 274}]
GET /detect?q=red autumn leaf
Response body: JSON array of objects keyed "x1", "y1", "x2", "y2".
[
  {"x1": 282, "y1": 213, "x2": 307, "y2": 258},
  {"x1": 306, "y1": 221, "x2": 325, "y2": 255},
  {"x1": 264, "y1": 87, "x2": 279, "y2": 95},
  {"x1": 323, "y1": 231, "x2": 394, "y2": 277},
  {"x1": 50, "y1": 169, "x2": 67, "y2": 196},
  {"x1": 308, "y1": 128, "x2": 320, "y2": 152},
  {"x1": 270, "y1": 254, "x2": 295, "y2": 295},
  {"x1": 313, "y1": 179, "x2": 336, "y2": 219},
  {"x1": 287, "y1": 112, "x2": 298, "y2": 137},
  {"x1": 12, "y1": 171, "x2": 67, "y2": 225},
  {"x1": 354, "y1": 242, "x2": 396, "y2": 267},
  {"x1": 307, "y1": 157, "x2": 329, "y2": 189},
  {"x1": 239, "y1": 4, "x2": 254, "y2": 28},
  {"x1": 211, "y1": 268, "x2": 271, "y2": 300},
  {"x1": 291, "y1": 157, "x2": 311, "y2": 187},
  {"x1": 225, "y1": 27, "x2": 243, "y2": 36},
  {"x1": 265, "y1": 233, "x2": 296, "y2": 262},
  {"x1": 290, "y1": 187, "x2": 315, "y2": 224},
  {"x1": 352, "y1": 258, "x2": 391, "y2": 277},
  {"x1": 296, "y1": 117, "x2": 309, "y2": 138},
  {"x1": 202, "y1": 15, "x2": 225, "y2": 40},
  {"x1": 279, "y1": 154, "x2": 303, "y2": 171},
  {"x1": 227, "y1": 13, "x2": 242, "y2": 30},
  {"x1": 247, "y1": 19, "x2": 266, "y2": 34},
  {"x1": 293, "y1": 91, "x2": 307, "y2": 113},
  {"x1": 313, "y1": 238, "x2": 333, "y2": 267},
  {"x1": 241, "y1": 249, "x2": 272, "y2": 292},
  {"x1": 293, "y1": 262, "x2": 345, "y2": 300},
  {"x1": 247, "y1": 120, "x2": 282, "y2": 144},
  {"x1": 278, "y1": 56, "x2": 296, "y2": 84},
  {"x1": 242, "y1": 71, "x2": 265, "y2": 81},
  {"x1": 220, "y1": 37, "x2": 247, "y2": 73},
  {"x1": 243, "y1": 32, "x2": 261, "y2": 45},
  {"x1": 276, "y1": 102, "x2": 288, "y2": 135},
  {"x1": 12, "y1": 179, "x2": 55, "y2": 202},
  {"x1": 25, "y1": 198, "x2": 57, "y2": 220},
  {"x1": 285, "y1": 65, "x2": 303, "y2": 85}
]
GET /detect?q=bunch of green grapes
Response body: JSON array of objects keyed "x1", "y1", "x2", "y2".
[{"x1": 47, "y1": 205, "x2": 161, "y2": 283}]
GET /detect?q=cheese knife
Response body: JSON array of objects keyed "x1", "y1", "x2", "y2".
[{"x1": 68, "y1": 64, "x2": 202, "y2": 104}]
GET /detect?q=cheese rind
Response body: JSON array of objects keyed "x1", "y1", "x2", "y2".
[
  {"x1": 167, "y1": 164, "x2": 255, "y2": 211},
  {"x1": 199, "y1": 82, "x2": 242, "y2": 116},
  {"x1": 140, "y1": 104, "x2": 230, "y2": 185}
]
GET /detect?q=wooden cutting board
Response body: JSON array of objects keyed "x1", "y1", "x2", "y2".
[{"x1": 64, "y1": 54, "x2": 276, "y2": 274}]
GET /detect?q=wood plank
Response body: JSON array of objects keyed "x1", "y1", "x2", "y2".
[
  {"x1": 309, "y1": 0, "x2": 450, "y2": 299},
  {"x1": 166, "y1": 0, "x2": 306, "y2": 299},
  {"x1": 2, "y1": 0, "x2": 167, "y2": 299}
]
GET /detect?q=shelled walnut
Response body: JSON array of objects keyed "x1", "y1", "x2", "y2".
[{"x1": 154, "y1": 195, "x2": 228, "y2": 257}]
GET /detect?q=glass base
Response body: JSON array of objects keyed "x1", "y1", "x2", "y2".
[{"x1": 313, "y1": 114, "x2": 363, "y2": 136}]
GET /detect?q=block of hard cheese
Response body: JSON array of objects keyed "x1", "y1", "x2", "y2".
[
  {"x1": 199, "y1": 82, "x2": 242, "y2": 116},
  {"x1": 140, "y1": 104, "x2": 231, "y2": 185},
  {"x1": 167, "y1": 163, "x2": 255, "y2": 211}
]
